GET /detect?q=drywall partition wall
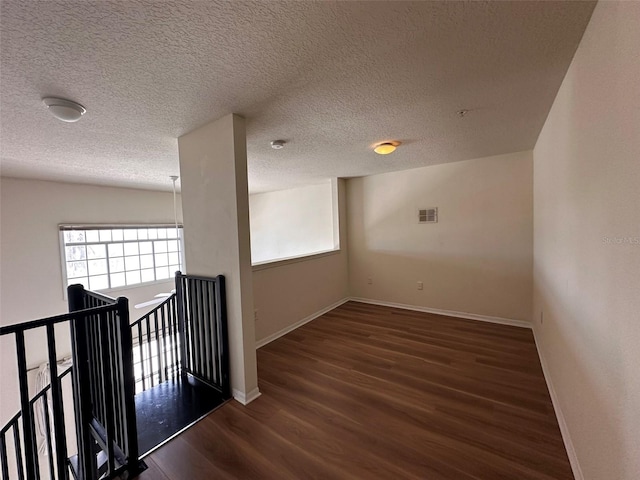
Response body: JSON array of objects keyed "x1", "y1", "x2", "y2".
[
  {"x1": 347, "y1": 150, "x2": 533, "y2": 323},
  {"x1": 178, "y1": 113, "x2": 258, "y2": 404},
  {"x1": 249, "y1": 181, "x2": 336, "y2": 264},
  {"x1": 0, "y1": 176, "x2": 182, "y2": 424},
  {"x1": 533, "y1": 2, "x2": 640, "y2": 479},
  {"x1": 253, "y1": 179, "x2": 349, "y2": 345}
]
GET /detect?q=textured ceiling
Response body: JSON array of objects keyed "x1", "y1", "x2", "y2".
[{"x1": 0, "y1": 1, "x2": 595, "y2": 193}]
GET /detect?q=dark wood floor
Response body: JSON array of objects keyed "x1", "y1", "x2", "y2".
[
  {"x1": 136, "y1": 376, "x2": 225, "y2": 456},
  {"x1": 137, "y1": 301, "x2": 573, "y2": 480}
]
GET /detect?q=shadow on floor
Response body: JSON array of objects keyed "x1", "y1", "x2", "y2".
[{"x1": 136, "y1": 375, "x2": 226, "y2": 456}]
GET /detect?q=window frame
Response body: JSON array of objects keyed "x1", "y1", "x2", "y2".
[{"x1": 59, "y1": 224, "x2": 185, "y2": 296}]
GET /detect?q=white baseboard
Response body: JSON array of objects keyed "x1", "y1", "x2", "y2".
[
  {"x1": 349, "y1": 297, "x2": 531, "y2": 329},
  {"x1": 255, "y1": 297, "x2": 350, "y2": 349},
  {"x1": 532, "y1": 328, "x2": 583, "y2": 480},
  {"x1": 233, "y1": 387, "x2": 261, "y2": 405},
  {"x1": 255, "y1": 297, "x2": 529, "y2": 352}
]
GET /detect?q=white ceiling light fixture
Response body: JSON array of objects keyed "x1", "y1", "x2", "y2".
[
  {"x1": 42, "y1": 97, "x2": 86, "y2": 122},
  {"x1": 271, "y1": 140, "x2": 286, "y2": 149},
  {"x1": 373, "y1": 141, "x2": 400, "y2": 155}
]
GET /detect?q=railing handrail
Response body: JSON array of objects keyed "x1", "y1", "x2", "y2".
[
  {"x1": 175, "y1": 272, "x2": 230, "y2": 398},
  {"x1": 84, "y1": 289, "x2": 117, "y2": 305},
  {"x1": 130, "y1": 294, "x2": 176, "y2": 330},
  {"x1": 1, "y1": 286, "x2": 144, "y2": 480},
  {"x1": 0, "y1": 367, "x2": 73, "y2": 436},
  {"x1": 2, "y1": 274, "x2": 228, "y2": 479},
  {"x1": 68, "y1": 287, "x2": 142, "y2": 479},
  {"x1": 175, "y1": 272, "x2": 221, "y2": 283},
  {"x1": 0, "y1": 304, "x2": 118, "y2": 336}
]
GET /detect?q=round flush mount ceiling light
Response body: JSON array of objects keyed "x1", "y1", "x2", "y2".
[
  {"x1": 42, "y1": 97, "x2": 86, "y2": 122},
  {"x1": 271, "y1": 140, "x2": 286, "y2": 149},
  {"x1": 373, "y1": 141, "x2": 400, "y2": 155}
]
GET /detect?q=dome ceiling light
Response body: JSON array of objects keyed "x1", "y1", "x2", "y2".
[
  {"x1": 373, "y1": 141, "x2": 400, "y2": 155},
  {"x1": 42, "y1": 97, "x2": 86, "y2": 122},
  {"x1": 271, "y1": 140, "x2": 286, "y2": 149}
]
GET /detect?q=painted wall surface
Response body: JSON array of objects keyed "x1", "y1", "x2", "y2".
[
  {"x1": 0, "y1": 177, "x2": 181, "y2": 423},
  {"x1": 347, "y1": 151, "x2": 533, "y2": 322},
  {"x1": 249, "y1": 182, "x2": 335, "y2": 264},
  {"x1": 178, "y1": 113, "x2": 258, "y2": 402},
  {"x1": 533, "y1": 2, "x2": 640, "y2": 479},
  {"x1": 253, "y1": 179, "x2": 349, "y2": 344}
]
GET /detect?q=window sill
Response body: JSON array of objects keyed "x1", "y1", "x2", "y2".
[
  {"x1": 252, "y1": 249, "x2": 341, "y2": 272},
  {"x1": 98, "y1": 278, "x2": 175, "y2": 296}
]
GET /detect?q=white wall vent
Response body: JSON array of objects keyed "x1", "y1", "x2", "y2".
[{"x1": 418, "y1": 207, "x2": 438, "y2": 224}]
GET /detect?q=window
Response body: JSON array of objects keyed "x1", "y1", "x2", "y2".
[{"x1": 60, "y1": 225, "x2": 184, "y2": 291}]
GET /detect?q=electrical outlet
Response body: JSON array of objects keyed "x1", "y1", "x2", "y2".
[
  {"x1": 417, "y1": 281, "x2": 423, "y2": 290},
  {"x1": 254, "y1": 309, "x2": 259, "y2": 321},
  {"x1": 367, "y1": 276, "x2": 372, "y2": 285}
]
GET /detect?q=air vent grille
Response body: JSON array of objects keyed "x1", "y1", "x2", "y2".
[{"x1": 418, "y1": 208, "x2": 438, "y2": 224}]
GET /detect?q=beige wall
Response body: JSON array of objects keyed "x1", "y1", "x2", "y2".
[
  {"x1": 0, "y1": 176, "x2": 181, "y2": 423},
  {"x1": 249, "y1": 182, "x2": 335, "y2": 264},
  {"x1": 0, "y1": 177, "x2": 181, "y2": 323},
  {"x1": 533, "y1": 2, "x2": 640, "y2": 479},
  {"x1": 253, "y1": 179, "x2": 349, "y2": 345},
  {"x1": 347, "y1": 151, "x2": 533, "y2": 322},
  {"x1": 178, "y1": 113, "x2": 258, "y2": 402}
]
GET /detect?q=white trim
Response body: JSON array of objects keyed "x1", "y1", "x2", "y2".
[
  {"x1": 255, "y1": 297, "x2": 529, "y2": 352},
  {"x1": 59, "y1": 230, "x2": 69, "y2": 300},
  {"x1": 252, "y1": 248, "x2": 340, "y2": 271},
  {"x1": 100, "y1": 278, "x2": 174, "y2": 296},
  {"x1": 349, "y1": 297, "x2": 531, "y2": 329},
  {"x1": 232, "y1": 387, "x2": 262, "y2": 405},
  {"x1": 255, "y1": 297, "x2": 350, "y2": 349},
  {"x1": 532, "y1": 328, "x2": 583, "y2": 480}
]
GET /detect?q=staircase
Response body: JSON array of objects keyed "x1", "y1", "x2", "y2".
[{"x1": 0, "y1": 272, "x2": 230, "y2": 480}]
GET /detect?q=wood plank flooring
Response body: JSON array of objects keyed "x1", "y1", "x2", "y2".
[{"x1": 137, "y1": 301, "x2": 573, "y2": 479}]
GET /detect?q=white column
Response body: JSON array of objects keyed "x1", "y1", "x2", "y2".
[{"x1": 177, "y1": 113, "x2": 259, "y2": 404}]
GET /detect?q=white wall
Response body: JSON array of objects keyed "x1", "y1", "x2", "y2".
[
  {"x1": 0, "y1": 177, "x2": 182, "y2": 423},
  {"x1": 533, "y1": 2, "x2": 640, "y2": 479},
  {"x1": 253, "y1": 179, "x2": 349, "y2": 345},
  {"x1": 249, "y1": 182, "x2": 335, "y2": 264},
  {"x1": 178, "y1": 113, "x2": 258, "y2": 403},
  {"x1": 347, "y1": 151, "x2": 533, "y2": 322}
]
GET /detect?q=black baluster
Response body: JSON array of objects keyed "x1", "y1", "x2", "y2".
[
  {"x1": 0, "y1": 432, "x2": 10, "y2": 480},
  {"x1": 42, "y1": 391, "x2": 55, "y2": 480},
  {"x1": 117, "y1": 296, "x2": 140, "y2": 474},
  {"x1": 215, "y1": 276, "x2": 230, "y2": 398},
  {"x1": 13, "y1": 424, "x2": 24, "y2": 480},
  {"x1": 15, "y1": 331, "x2": 37, "y2": 480},
  {"x1": 98, "y1": 312, "x2": 116, "y2": 475},
  {"x1": 46, "y1": 324, "x2": 68, "y2": 480}
]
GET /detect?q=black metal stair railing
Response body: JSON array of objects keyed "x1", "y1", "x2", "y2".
[
  {"x1": 128, "y1": 272, "x2": 230, "y2": 457},
  {"x1": 0, "y1": 366, "x2": 73, "y2": 480},
  {"x1": 131, "y1": 272, "x2": 230, "y2": 399},
  {"x1": 67, "y1": 286, "x2": 143, "y2": 480},
  {"x1": 130, "y1": 294, "x2": 180, "y2": 393},
  {"x1": 0, "y1": 297, "x2": 129, "y2": 480},
  {"x1": 175, "y1": 273, "x2": 230, "y2": 398},
  {"x1": 0, "y1": 272, "x2": 230, "y2": 480}
]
